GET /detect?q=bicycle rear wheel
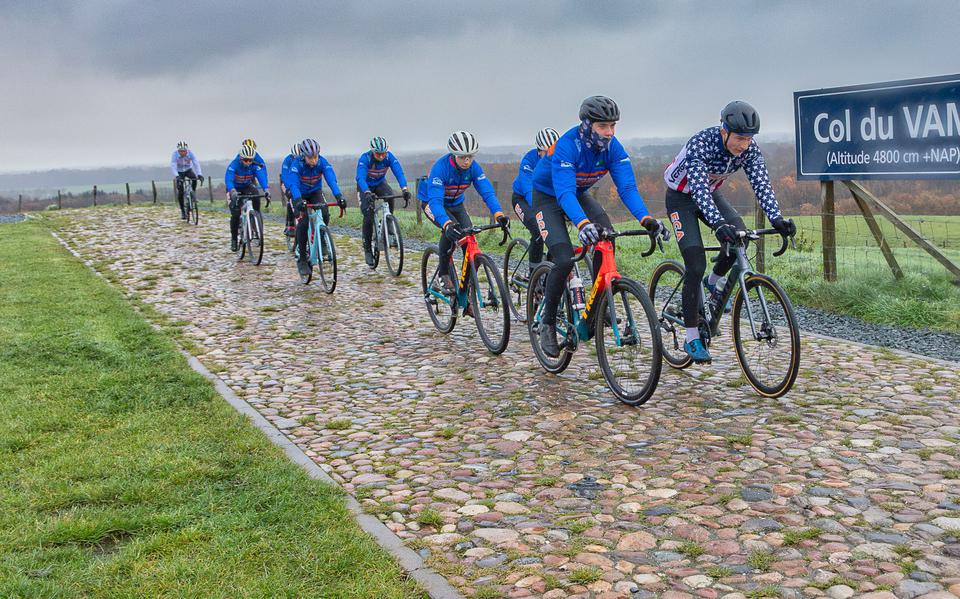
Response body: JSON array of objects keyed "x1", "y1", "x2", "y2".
[
  {"x1": 383, "y1": 214, "x2": 404, "y2": 277},
  {"x1": 420, "y1": 246, "x2": 457, "y2": 333},
  {"x1": 732, "y1": 274, "x2": 800, "y2": 398},
  {"x1": 503, "y1": 237, "x2": 530, "y2": 323},
  {"x1": 526, "y1": 262, "x2": 574, "y2": 374},
  {"x1": 469, "y1": 254, "x2": 510, "y2": 354},
  {"x1": 247, "y1": 211, "x2": 264, "y2": 266},
  {"x1": 648, "y1": 260, "x2": 694, "y2": 369},
  {"x1": 316, "y1": 226, "x2": 337, "y2": 294},
  {"x1": 596, "y1": 278, "x2": 662, "y2": 406}
]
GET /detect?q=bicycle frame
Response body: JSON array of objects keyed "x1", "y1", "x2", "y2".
[
  {"x1": 425, "y1": 223, "x2": 507, "y2": 309},
  {"x1": 302, "y1": 201, "x2": 344, "y2": 265}
]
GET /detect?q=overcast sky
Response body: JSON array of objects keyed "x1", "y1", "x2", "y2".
[{"x1": 1, "y1": 0, "x2": 958, "y2": 172}]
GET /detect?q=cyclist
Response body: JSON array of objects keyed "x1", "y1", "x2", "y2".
[
  {"x1": 511, "y1": 127, "x2": 559, "y2": 268},
  {"x1": 356, "y1": 136, "x2": 411, "y2": 267},
  {"x1": 283, "y1": 138, "x2": 346, "y2": 277},
  {"x1": 240, "y1": 138, "x2": 266, "y2": 169},
  {"x1": 531, "y1": 96, "x2": 668, "y2": 358},
  {"x1": 225, "y1": 144, "x2": 270, "y2": 252},
  {"x1": 170, "y1": 141, "x2": 204, "y2": 220},
  {"x1": 663, "y1": 100, "x2": 795, "y2": 363},
  {"x1": 280, "y1": 143, "x2": 300, "y2": 237}
]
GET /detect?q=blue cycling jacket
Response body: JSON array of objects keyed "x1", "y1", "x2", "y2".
[
  {"x1": 532, "y1": 126, "x2": 650, "y2": 227},
  {"x1": 511, "y1": 148, "x2": 540, "y2": 205},
  {"x1": 280, "y1": 153, "x2": 296, "y2": 184},
  {"x1": 225, "y1": 156, "x2": 268, "y2": 191},
  {"x1": 356, "y1": 151, "x2": 408, "y2": 193},
  {"x1": 282, "y1": 155, "x2": 341, "y2": 200},
  {"x1": 417, "y1": 154, "x2": 503, "y2": 225}
]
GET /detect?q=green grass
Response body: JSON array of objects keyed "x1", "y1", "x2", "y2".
[
  {"x1": 0, "y1": 221, "x2": 423, "y2": 598},
  {"x1": 782, "y1": 527, "x2": 823, "y2": 546},
  {"x1": 677, "y1": 541, "x2": 705, "y2": 559},
  {"x1": 568, "y1": 566, "x2": 602, "y2": 585},
  {"x1": 415, "y1": 508, "x2": 444, "y2": 528},
  {"x1": 747, "y1": 549, "x2": 773, "y2": 571}
]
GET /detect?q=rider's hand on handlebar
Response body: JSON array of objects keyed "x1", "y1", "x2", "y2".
[
  {"x1": 577, "y1": 221, "x2": 601, "y2": 246},
  {"x1": 198, "y1": 175, "x2": 205, "y2": 185},
  {"x1": 402, "y1": 188, "x2": 411, "y2": 206},
  {"x1": 443, "y1": 221, "x2": 465, "y2": 243},
  {"x1": 641, "y1": 216, "x2": 671, "y2": 241},
  {"x1": 713, "y1": 222, "x2": 739, "y2": 245},
  {"x1": 496, "y1": 214, "x2": 510, "y2": 230},
  {"x1": 336, "y1": 195, "x2": 347, "y2": 210},
  {"x1": 771, "y1": 216, "x2": 796, "y2": 238}
]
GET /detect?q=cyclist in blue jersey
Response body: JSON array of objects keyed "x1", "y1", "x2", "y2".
[
  {"x1": 511, "y1": 127, "x2": 559, "y2": 267},
  {"x1": 357, "y1": 136, "x2": 411, "y2": 267},
  {"x1": 418, "y1": 131, "x2": 509, "y2": 294},
  {"x1": 531, "y1": 96, "x2": 669, "y2": 358},
  {"x1": 171, "y1": 141, "x2": 204, "y2": 220},
  {"x1": 283, "y1": 138, "x2": 346, "y2": 277},
  {"x1": 663, "y1": 101, "x2": 794, "y2": 363},
  {"x1": 225, "y1": 144, "x2": 270, "y2": 252},
  {"x1": 280, "y1": 143, "x2": 300, "y2": 237}
]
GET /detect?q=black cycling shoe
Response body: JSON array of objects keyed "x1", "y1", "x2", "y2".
[
  {"x1": 539, "y1": 323, "x2": 561, "y2": 358},
  {"x1": 440, "y1": 274, "x2": 456, "y2": 295},
  {"x1": 230, "y1": 239, "x2": 238, "y2": 252},
  {"x1": 364, "y1": 248, "x2": 375, "y2": 268},
  {"x1": 297, "y1": 260, "x2": 311, "y2": 277},
  {"x1": 180, "y1": 212, "x2": 187, "y2": 220}
]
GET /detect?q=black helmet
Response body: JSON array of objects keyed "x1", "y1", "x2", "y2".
[
  {"x1": 721, "y1": 101, "x2": 760, "y2": 135},
  {"x1": 579, "y1": 96, "x2": 620, "y2": 122}
]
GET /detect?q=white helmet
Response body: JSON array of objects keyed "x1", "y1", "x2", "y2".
[
  {"x1": 176, "y1": 141, "x2": 188, "y2": 150},
  {"x1": 299, "y1": 138, "x2": 320, "y2": 158},
  {"x1": 239, "y1": 145, "x2": 256, "y2": 160},
  {"x1": 447, "y1": 130, "x2": 479, "y2": 157},
  {"x1": 535, "y1": 128, "x2": 559, "y2": 151}
]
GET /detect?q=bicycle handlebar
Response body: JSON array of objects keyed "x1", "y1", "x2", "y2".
[
  {"x1": 572, "y1": 228, "x2": 661, "y2": 262},
  {"x1": 705, "y1": 226, "x2": 795, "y2": 258},
  {"x1": 303, "y1": 201, "x2": 344, "y2": 219},
  {"x1": 457, "y1": 222, "x2": 510, "y2": 247}
]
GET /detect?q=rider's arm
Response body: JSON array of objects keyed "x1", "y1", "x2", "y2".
[
  {"x1": 607, "y1": 139, "x2": 652, "y2": 223},
  {"x1": 224, "y1": 162, "x2": 237, "y2": 192},
  {"x1": 517, "y1": 151, "x2": 536, "y2": 205},
  {"x1": 255, "y1": 165, "x2": 269, "y2": 190},
  {"x1": 551, "y1": 138, "x2": 589, "y2": 228},
  {"x1": 389, "y1": 153, "x2": 409, "y2": 189},
  {"x1": 741, "y1": 143, "x2": 783, "y2": 222},
  {"x1": 355, "y1": 154, "x2": 371, "y2": 193},
  {"x1": 684, "y1": 141, "x2": 725, "y2": 227},
  {"x1": 285, "y1": 163, "x2": 302, "y2": 199},
  {"x1": 425, "y1": 167, "x2": 451, "y2": 226},
  {"x1": 190, "y1": 152, "x2": 202, "y2": 177},
  {"x1": 170, "y1": 152, "x2": 179, "y2": 178},
  {"x1": 321, "y1": 157, "x2": 342, "y2": 197},
  {"x1": 470, "y1": 162, "x2": 503, "y2": 217}
]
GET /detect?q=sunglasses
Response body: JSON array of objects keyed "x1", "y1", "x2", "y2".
[{"x1": 240, "y1": 158, "x2": 253, "y2": 164}]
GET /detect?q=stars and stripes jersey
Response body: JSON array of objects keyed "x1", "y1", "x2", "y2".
[
  {"x1": 170, "y1": 150, "x2": 202, "y2": 177},
  {"x1": 663, "y1": 126, "x2": 781, "y2": 227},
  {"x1": 510, "y1": 148, "x2": 540, "y2": 204},
  {"x1": 531, "y1": 126, "x2": 650, "y2": 228},
  {"x1": 417, "y1": 154, "x2": 502, "y2": 226},
  {"x1": 282, "y1": 155, "x2": 341, "y2": 200},
  {"x1": 225, "y1": 157, "x2": 268, "y2": 191},
  {"x1": 356, "y1": 151, "x2": 408, "y2": 193}
]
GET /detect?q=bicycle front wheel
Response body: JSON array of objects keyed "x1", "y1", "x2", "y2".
[
  {"x1": 316, "y1": 226, "x2": 337, "y2": 294},
  {"x1": 236, "y1": 217, "x2": 247, "y2": 261},
  {"x1": 732, "y1": 274, "x2": 800, "y2": 398},
  {"x1": 383, "y1": 214, "x2": 404, "y2": 276},
  {"x1": 503, "y1": 237, "x2": 530, "y2": 323},
  {"x1": 469, "y1": 254, "x2": 510, "y2": 354},
  {"x1": 189, "y1": 194, "x2": 199, "y2": 225},
  {"x1": 648, "y1": 260, "x2": 694, "y2": 370},
  {"x1": 420, "y1": 246, "x2": 457, "y2": 334},
  {"x1": 526, "y1": 262, "x2": 574, "y2": 374},
  {"x1": 247, "y1": 211, "x2": 264, "y2": 266}
]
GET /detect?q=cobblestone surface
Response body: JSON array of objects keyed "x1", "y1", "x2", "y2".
[{"x1": 53, "y1": 206, "x2": 960, "y2": 599}]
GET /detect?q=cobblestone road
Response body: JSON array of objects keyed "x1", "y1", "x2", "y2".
[{"x1": 53, "y1": 207, "x2": 960, "y2": 599}]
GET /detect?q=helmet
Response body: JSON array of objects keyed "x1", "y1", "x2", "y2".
[
  {"x1": 721, "y1": 101, "x2": 760, "y2": 135},
  {"x1": 535, "y1": 127, "x2": 559, "y2": 151},
  {"x1": 176, "y1": 141, "x2": 188, "y2": 150},
  {"x1": 447, "y1": 130, "x2": 479, "y2": 156},
  {"x1": 239, "y1": 145, "x2": 256, "y2": 160},
  {"x1": 299, "y1": 138, "x2": 320, "y2": 158},
  {"x1": 290, "y1": 143, "x2": 300, "y2": 157},
  {"x1": 242, "y1": 138, "x2": 257, "y2": 149},
  {"x1": 579, "y1": 96, "x2": 620, "y2": 122},
  {"x1": 370, "y1": 136, "x2": 388, "y2": 153}
]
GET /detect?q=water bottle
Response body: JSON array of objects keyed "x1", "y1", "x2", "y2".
[
  {"x1": 707, "y1": 276, "x2": 727, "y2": 314},
  {"x1": 569, "y1": 274, "x2": 586, "y2": 310}
]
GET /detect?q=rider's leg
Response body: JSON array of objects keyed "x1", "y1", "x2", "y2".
[
  {"x1": 533, "y1": 190, "x2": 573, "y2": 327},
  {"x1": 360, "y1": 191, "x2": 375, "y2": 250},
  {"x1": 229, "y1": 191, "x2": 244, "y2": 245},
  {"x1": 511, "y1": 192, "x2": 545, "y2": 266},
  {"x1": 665, "y1": 190, "x2": 712, "y2": 360},
  {"x1": 175, "y1": 178, "x2": 185, "y2": 216},
  {"x1": 294, "y1": 201, "x2": 309, "y2": 262},
  {"x1": 708, "y1": 190, "x2": 747, "y2": 281}
]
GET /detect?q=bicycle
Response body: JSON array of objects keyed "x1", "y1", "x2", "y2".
[
  {"x1": 648, "y1": 226, "x2": 800, "y2": 398},
  {"x1": 235, "y1": 192, "x2": 269, "y2": 266},
  {"x1": 368, "y1": 193, "x2": 407, "y2": 276},
  {"x1": 283, "y1": 189, "x2": 297, "y2": 254},
  {"x1": 296, "y1": 201, "x2": 344, "y2": 293},
  {"x1": 526, "y1": 229, "x2": 663, "y2": 406},
  {"x1": 420, "y1": 223, "x2": 511, "y2": 354},
  {"x1": 178, "y1": 176, "x2": 200, "y2": 226},
  {"x1": 503, "y1": 236, "x2": 581, "y2": 324}
]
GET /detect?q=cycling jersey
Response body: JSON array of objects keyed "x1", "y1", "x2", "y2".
[
  {"x1": 280, "y1": 153, "x2": 297, "y2": 182},
  {"x1": 225, "y1": 156, "x2": 268, "y2": 191},
  {"x1": 663, "y1": 125, "x2": 781, "y2": 227},
  {"x1": 532, "y1": 126, "x2": 649, "y2": 228},
  {"x1": 283, "y1": 155, "x2": 341, "y2": 200},
  {"x1": 356, "y1": 151, "x2": 408, "y2": 193},
  {"x1": 171, "y1": 150, "x2": 202, "y2": 178},
  {"x1": 417, "y1": 154, "x2": 502, "y2": 225},
  {"x1": 510, "y1": 148, "x2": 540, "y2": 204}
]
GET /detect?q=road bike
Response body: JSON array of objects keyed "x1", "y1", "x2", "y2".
[
  {"x1": 421, "y1": 223, "x2": 511, "y2": 354},
  {"x1": 296, "y1": 201, "x2": 344, "y2": 293},
  {"x1": 178, "y1": 176, "x2": 200, "y2": 225},
  {"x1": 235, "y1": 192, "x2": 269, "y2": 266},
  {"x1": 368, "y1": 193, "x2": 406, "y2": 276},
  {"x1": 527, "y1": 229, "x2": 663, "y2": 406},
  {"x1": 648, "y1": 226, "x2": 800, "y2": 397}
]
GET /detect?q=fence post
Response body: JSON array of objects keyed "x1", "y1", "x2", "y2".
[
  {"x1": 126, "y1": 182, "x2": 131, "y2": 206},
  {"x1": 152, "y1": 180, "x2": 157, "y2": 204},
  {"x1": 93, "y1": 185, "x2": 98, "y2": 207},
  {"x1": 415, "y1": 177, "x2": 423, "y2": 225},
  {"x1": 754, "y1": 202, "x2": 765, "y2": 273},
  {"x1": 208, "y1": 179, "x2": 213, "y2": 204},
  {"x1": 18, "y1": 194, "x2": 22, "y2": 213},
  {"x1": 58, "y1": 190, "x2": 62, "y2": 210},
  {"x1": 820, "y1": 180, "x2": 837, "y2": 282}
]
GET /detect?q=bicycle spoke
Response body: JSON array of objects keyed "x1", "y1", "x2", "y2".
[
  {"x1": 733, "y1": 275, "x2": 800, "y2": 397},
  {"x1": 596, "y1": 279, "x2": 661, "y2": 405}
]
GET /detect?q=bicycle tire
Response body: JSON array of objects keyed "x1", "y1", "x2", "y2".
[
  {"x1": 236, "y1": 214, "x2": 247, "y2": 261},
  {"x1": 648, "y1": 260, "x2": 694, "y2": 370},
  {"x1": 731, "y1": 273, "x2": 800, "y2": 398},
  {"x1": 383, "y1": 214, "x2": 404, "y2": 277},
  {"x1": 595, "y1": 277, "x2": 663, "y2": 406},
  {"x1": 247, "y1": 210, "x2": 264, "y2": 266},
  {"x1": 503, "y1": 237, "x2": 530, "y2": 323},
  {"x1": 189, "y1": 192, "x2": 198, "y2": 225},
  {"x1": 469, "y1": 254, "x2": 511, "y2": 354},
  {"x1": 525, "y1": 262, "x2": 574, "y2": 374},
  {"x1": 316, "y1": 226, "x2": 337, "y2": 294},
  {"x1": 420, "y1": 245, "x2": 457, "y2": 334}
]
